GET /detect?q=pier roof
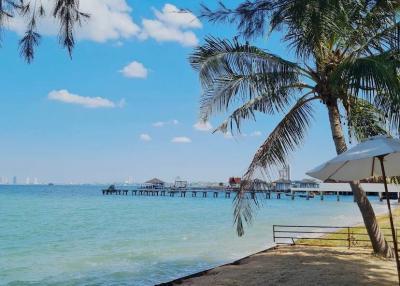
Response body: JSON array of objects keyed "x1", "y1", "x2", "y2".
[{"x1": 145, "y1": 178, "x2": 165, "y2": 185}]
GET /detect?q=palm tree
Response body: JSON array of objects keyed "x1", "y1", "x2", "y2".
[
  {"x1": 189, "y1": 0, "x2": 400, "y2": 257},
  {"x1": 1, "y1": 0, "x2": 88, "y2": 62}
]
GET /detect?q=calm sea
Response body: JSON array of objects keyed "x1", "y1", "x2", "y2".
[{"x1": 0, "y1": 185, "x2": 389, "y2": 285}]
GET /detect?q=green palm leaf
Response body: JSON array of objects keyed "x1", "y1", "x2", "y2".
[
  {"x1": 189, "y1": 37, "x2": 305, "y2": 120},
  {"x1": 347, "y1": 99, "x2": 387, "y2": 141},
  {"x1": 234, "y1": 95, "x2": 318, "y2": 236},
  {"x1": 331, "y1": 51, "x2": 400, "y2": 131}
]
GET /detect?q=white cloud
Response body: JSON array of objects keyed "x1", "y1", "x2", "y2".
[
  {"x1": 7, "y1": 0, "x2": 140, "y2": 43},
  {"x1": 153, "y1": 121, "x2": 166, "y2": 127},
  {"x1": 7, "y1": 2, "x2": 202, "y2": 48},
  {"x1": 140, "y1": 4, "x2": 201, "y2": 46},
  {"x1": 113, "y1": 41, "x2": 124, "y2": 47},
  {"x1": 120, "y1": 61, "x2": 148, "y2": 78},
  {"x1": 139, "y1": 133, "x2": 152, "y2": 142},
  {"x1": 48, "y1": 89, "x2": 123, "y2": 108},
  {"x1": 153, "y1": 122, "x2": 164, "y2": 127},
  {"x1": 193, "y1": 121, "x2": 213, "y2": 132},
  {"x1": 153, "y1": 119, "x2": 179, "y2": 127},
  {"x1": 171, "y1": 136, "x2": 192, "y2": 143},
  {"x1": 250, "y1": 131, "x2": 262, "y2": 137},
  {"x1": 154, "y1": 4, "x2": 202, "y2": 29}
]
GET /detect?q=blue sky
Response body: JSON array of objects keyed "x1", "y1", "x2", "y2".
[{"x1": 0, "y1": 0, "x2": 338, "y2": 184}]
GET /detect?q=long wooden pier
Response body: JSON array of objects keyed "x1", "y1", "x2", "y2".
[
  {"x1": 102, "y1": 182, "x2": 400, "y2": 202},
  {"x1": 101, "y1": 188, "x2": 292, "y2": 199}
]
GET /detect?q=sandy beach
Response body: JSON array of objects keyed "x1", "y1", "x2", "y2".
[
  {"x1": 159, "y1": 208, "x2": 400, "y2": 286},
  {"x1": 170, "y1": 245, "x2": 397, "y2": 286}
]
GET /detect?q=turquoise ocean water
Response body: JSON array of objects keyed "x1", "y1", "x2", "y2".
[{"x1": 0, "y1": 185, "x2": 389, "y2": 285}]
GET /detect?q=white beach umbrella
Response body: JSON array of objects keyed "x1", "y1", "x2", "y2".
[
  {"x1": 306, "y1": 135, "x2": 400, "y2": 283},
  {"x1": 307, "y1": 135, "x2": 400, "y2": 181}
]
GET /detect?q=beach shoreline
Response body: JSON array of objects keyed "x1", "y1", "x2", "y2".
[
  {"x1": 168, "y1": 245, "x2": 397, "y2": 286},
  {"x1": 155, "y1": 246, "x2": 280, "y2": 286},
  {"x1": 157, "y1": 206, "x2": 399, "y2": 285}
]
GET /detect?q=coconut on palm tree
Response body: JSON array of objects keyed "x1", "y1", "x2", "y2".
[{"x1": 189, "y1": 0, "x2": 400, "y2": 257}]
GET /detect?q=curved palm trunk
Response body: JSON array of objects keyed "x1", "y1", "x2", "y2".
[{"x1": 327, "y1": 101, "x2": 394, "y2": 258}]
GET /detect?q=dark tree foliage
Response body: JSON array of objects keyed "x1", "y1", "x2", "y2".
[{"x1": 1, "y1": 0, "x2": 88, "y2": 63}]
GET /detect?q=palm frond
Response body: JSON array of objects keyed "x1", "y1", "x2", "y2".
[
  {"x1": 343, "y1": 1, "x2": 400, "y2": 56},
  {"x1": 274, "y1": 0, "x2": 351, "y2": 59},
  {"x1": 200, "y1": 1, "x2": 274, "y2": 39},
  {"x1": 347, "y1": 99, "x2": 387, "y2": 142},
  {"x1": 234, "y1": 95, "x2": 318, "y2": 236},
  {"x1": 331, "y1": 50, "x2": 400, "y2": 132},
  {"x1": 214, "y1": 94, "x2": 281, "y2": 134},
  {"x1": 200, "y1": 1, "x2": 352, "y2": 59},
  {"x1": 0, "y1": 0, "x2": 90, "y2": 62},
  {"x1": 53, "y1": 0, "x2": 89, "y2": 56},
  {"x1": 189, "y1": 37, "x2": 304, "y2": 121},
  {"x1": 214, "y1": 88, "x2": 314, "y2": 134},
  {"x1": 19, "y1": 14, "x2": 40, "y2": 63}
]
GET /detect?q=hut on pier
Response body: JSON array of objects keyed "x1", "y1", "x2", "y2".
[
  {"x1": 229, "y1": 177, "x2": 242, "y2": 189},
  {"x1": 174, "y1": 177, "x2": 188, "y2": 189},
  {"x1": 292, "y1": 178, "x2": 319, "y2": 189},
  {"x1": 273, "y1": 179, "x2": 292, "y2": 191},
  {"x1": 145, "y1": 178, "x2": 165, "y2": 189}
]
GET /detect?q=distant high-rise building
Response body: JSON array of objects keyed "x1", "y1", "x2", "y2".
[
  {"x1": 33, "y1": 178, "x2": 38, "y2": 185},
  {"x1": 124, "y1": 176, "x2": 134, "y2": 185},
  {"x1": 26, "y1": 177, "x2": 30, "y2": 185},
  {"x1": 278, "y1": 165, "x2": 291, "y2": 181},
  {"x1": 13, "y1": 176, "x2": 17, "y2": 185}
]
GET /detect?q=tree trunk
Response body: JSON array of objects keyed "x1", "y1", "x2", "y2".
[{"x1": 327, "y1": 101, "x2": 394, "y2": 258}]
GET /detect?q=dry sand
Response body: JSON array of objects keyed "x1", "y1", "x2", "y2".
[{"x1": 169, "y1": 246, "x2": 397, "y2": 286}]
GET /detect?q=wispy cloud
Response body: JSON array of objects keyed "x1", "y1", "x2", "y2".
[
  {"x1": 171, "y1": 136, "x2": 192, "y2": 143},
  {"x1": 140, "y1": 4, "x2": 202, "y2": 47},
  {"x1": 221, "y1": 131, "x2": 262, "y2": 139},
  {"x1": 250, "y1": 131, "x2": 262, "y2": 137},
  {"x1": 193, "y1": 121, "x2": 213, "y2": 132},
  {"x1": 48, "y1": 90, "x2": 124, "y2": 109},
  {"x1": 153, "y1": 121, "x2": 166, "y2": 127},
  {"x1": 139, "y1": 133, "x2": 152, "y2": 142},
  {"x1": 153, "y1": 119, "x2": 179, "y2": 128},
  {"x1": 120, "y1": 61, "x2": 148, "y2": 79}
]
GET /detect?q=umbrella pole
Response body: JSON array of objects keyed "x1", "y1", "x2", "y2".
[{"x1": 379, "y1": 156, "x2": 400, "y2": 284}]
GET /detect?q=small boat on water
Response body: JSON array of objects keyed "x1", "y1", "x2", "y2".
[
  {"x1": 298, "y1": 194, "x2": 315, "y2": 198},
  {"x1": 285, "y1": 193, "x2": 315, "y2": 198}
]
